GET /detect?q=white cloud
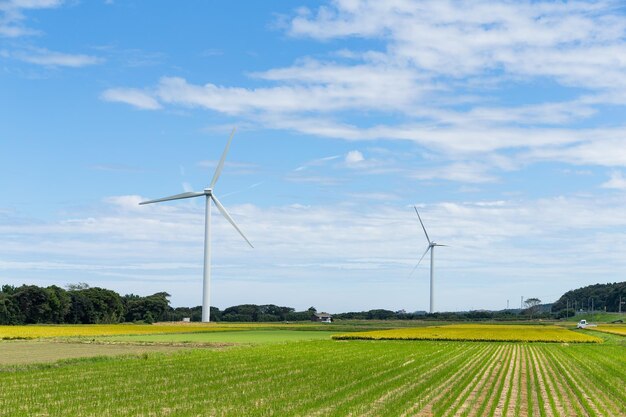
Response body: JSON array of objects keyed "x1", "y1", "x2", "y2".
[
  {"x1": 289, "y1": 1, "x2": 626, "y2": 88},
  {"x1": 9, "y1": 48, "x2": 103, "y2": 67},
  {"x1": 101, "y1": 88, "x2": 162, "y2": 110},
  {"x1": 2, "y1": 194, "x2": 626, "y2": 311},
  {"x1": 345, "y1": 150, "x2": 364, "y2": 165},
  {"x1": 0, "y1": 0, "x2": 63, "y2": 38},
  {"x1": 101, "y1": 1, "x2": 626, "y2": 179},
  {"x1": 410, "y1": 162, "x2": 497, "y2": 184},
  {"x1": 602, "y1": 171, "x2": 626, "y2": 190}
]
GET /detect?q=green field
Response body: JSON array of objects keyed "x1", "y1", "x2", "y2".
[{"x1": 0, "y1": 323, "x2": 624, "y2": 416}]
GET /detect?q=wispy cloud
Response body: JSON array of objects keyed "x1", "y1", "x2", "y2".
[
  {"x1": 100, "y1": 0, "x2": 626, "y2": 182},
  {"x1": 0, "y1": 0, "x2": 64, "y2": 38},
  {"x1": 294, "y1": 154, "x2": 341, "y2": 171},
  {"x1": 3, "y1": 194, "x2": 626, "y2": 310},
  {"x1": 90, "y1": 164, "x2": 144, "y2": 173},
  {"x1": 9, "y1": 48, "x2": 102, "y2": 67},
  {"x1": 101, "y1": 88, "x2": 161, "y2": 110}
]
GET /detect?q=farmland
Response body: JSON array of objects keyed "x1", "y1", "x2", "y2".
[
  {"x1": 0, "y1": 323, "x2": 237, "y2": 339},
  {"x1": 103, "y1": 329, "x2": 337, "y2": 344},
  {"x1": 0, "y1": 322, "x2": 624, "y2": 416},
  {"x1": 333, "y1": 324, "x2": 603, "y2": 343},
  {"x1": 590, "y1": 324, "x2": 626, "y2": 337}
]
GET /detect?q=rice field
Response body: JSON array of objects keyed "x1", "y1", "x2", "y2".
[
  {"x1": 333, "y1": 324, "x2": 603, "y2": 343},
  {"x1": 590, "y1": 324, "x2": 626, "y2": 337},
  {"x1": 0, "y1": 323, "x2": 238, "y2": 339},
  {"x1": 0, "y1": 338, "x2": 623, "y2": 416}
]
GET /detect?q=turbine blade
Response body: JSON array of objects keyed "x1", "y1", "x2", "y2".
[
  {"x1": 409, "y1": 246, "x2": 431, "y2": 277},
  {"x1": 414, "y1": 206, "x2": 431, "y2": 244},
  {"x1": 435, "y1": 244, "x2": 448, "y2": 247},
  {"x1": 139, "y1": 191, "x2": 204, "y2": 205},
  {"x1": 209, "y1": 127, "x2": 236, "y2": 189},
  {"x1": 211, "y1": 194, "x2": 254, "y2": 248}
]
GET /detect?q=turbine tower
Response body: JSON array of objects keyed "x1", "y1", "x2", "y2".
[
  {"x1": 139, "y1": 128, "x2": 253, "y2": 322},
  {"x1": 412, "y1": 207, "x2": 446, "y2": 314}
]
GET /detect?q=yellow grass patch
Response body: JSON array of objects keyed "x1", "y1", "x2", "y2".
[
  {"x1": 333, "y1": 324, "x2": 602, "y2": 343},
  {"x1": 0, "y1": 324, "x2": 237, "y2": 339},
  {"x1": 591, "y1": 324, "x2": 626, "y2": 337}
]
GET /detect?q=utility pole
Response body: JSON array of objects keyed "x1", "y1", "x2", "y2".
[
  {"x1": 521, "y1": 296, "x2": 524, "y2": 310},
  {"x1": 619, "y1": 296, "x2": 623, "y2": 314},
  {"x1": 566, "y1": 300, "x2": 569, "y2": 320},
  {"x1": 507, "y1": 299, "x2": 509, "y2": 310}
]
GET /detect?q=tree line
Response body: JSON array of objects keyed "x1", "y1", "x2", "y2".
[
  {"x1": 2, "y1": 281, "x2": 623, "y2": 325},
  {"x1": 0, "y1": 283, "x2": 320, "y2": 325},
  {"x1": 552, "y1": 281, "x2": 626, "y2": 316}
]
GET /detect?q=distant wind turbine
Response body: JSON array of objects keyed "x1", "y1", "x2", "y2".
[
  {"x1": 139, "y1": 128, "x2": 253, "y2": 322},
  {"x1": 411, "y1": 207, "x2": 446, "y2": 314}
]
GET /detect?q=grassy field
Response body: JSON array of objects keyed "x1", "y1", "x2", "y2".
[
  {"x1": 0, "y1": 322, "x2": 623, "y2": 416},
  {"x1": 0, "y1": 339, "x2": 623, "y2": 416},
  {"x1": 333, "y1": 324, "x2": 602, "y2": 343},
  {"x1": 0, "y1": 340, "x2": 198, "y2": 366}
]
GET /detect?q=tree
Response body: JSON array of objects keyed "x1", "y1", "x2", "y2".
[
  {"x1": 67, "y1": 287, "x2": 124, "y2": 324},
  {"x1": 46, "y1": 285, "x2": 71, "y2": 323},
  {"x1": 12, "y1": 285, "x2": 53, "y2": 324},
  {"x1": 123, "y1": 292, "x2": 171, "y2": 322},
  {"x1": 0, "y1": 295, "x2": 18, "y2": 324},
  {"x1": 524, "y1": 298, "x2": 542, "y2": 319}
]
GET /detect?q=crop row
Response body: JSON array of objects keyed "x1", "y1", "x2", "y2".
[
  {"x1": 332, "y1": 324, "x2": 602, "y2": 343},
  {"x1": 0, "y1": 339, "x2": 622, "y2": 416}
]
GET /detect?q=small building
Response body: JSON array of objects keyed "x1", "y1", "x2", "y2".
[
  {"x1": 312, "y1": 312, "x2": 332, "y2": 323},
  {"x1": 182, "y1": 317, "x2": 191, "y2": 322}
]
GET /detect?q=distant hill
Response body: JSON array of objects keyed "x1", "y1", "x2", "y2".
[{"x1": 553, "y1": 282, "x2": 625, "y2": 313}]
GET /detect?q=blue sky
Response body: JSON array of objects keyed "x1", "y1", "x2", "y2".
[{"x1": 2, "y1": 0, "x2": 626, "y2": 312}]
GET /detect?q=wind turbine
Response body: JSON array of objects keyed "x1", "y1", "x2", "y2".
[
  {"x1": 139, "y1": 128, "x2": 253, "y2": 322},
  {"x1": 411, "y1": 207, "x2": 446, "y2": 314}
]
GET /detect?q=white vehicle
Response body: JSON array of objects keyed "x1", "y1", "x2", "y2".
[{"x1": 577, "y1": 319, "x2": 597, "y2": 329}]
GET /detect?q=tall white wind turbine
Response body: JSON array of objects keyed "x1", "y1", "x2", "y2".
[
  {"x1": 411, "y1": 207, "x2": 446, "y2": 314},
  {"x1": 139, "y1": 128, "x2": 253, "y2": 322}
]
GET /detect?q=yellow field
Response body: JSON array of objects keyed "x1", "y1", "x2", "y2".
[
  {"x1": 333, "y1": 324, "x2": 602, "y2": 343},
  {"x1": 0, "y1": 323, "x2": 238, "y2": 339},
  {"x1": 591, "y1": 324, "x2": 626, "y2": 337}
]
